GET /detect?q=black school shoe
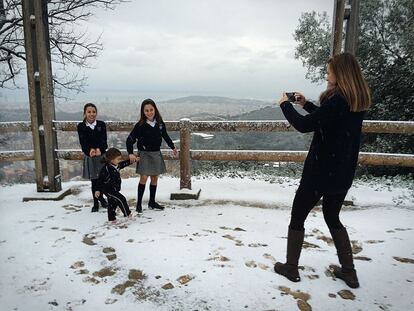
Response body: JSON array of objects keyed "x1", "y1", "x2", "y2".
[
  {"x1": 136, "y1": 204, "x2": 143, "y2": 214},
  {"x1": 148, "y1": 201, "x2": 165, "y2": 210},
  {"x1": 91, "y1": 203, "x2": 99, "y2": 212}
]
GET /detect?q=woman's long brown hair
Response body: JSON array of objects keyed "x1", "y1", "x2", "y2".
[
  {"x1": 138, "y1": 98, "x2": 163, "y2": 126},
  {"x1": 320, "y1": 53, "x2": 371, "y2": 112}
]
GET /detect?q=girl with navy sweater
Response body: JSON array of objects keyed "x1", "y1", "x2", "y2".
[
  {"x1": 127, "y1": 99, "x2": 177, "y2": 213},
  {"x1": 77, "y1": 103, "x2": 108, "y2": 212},
  {"x1": 274, "y1": 53, "x2": 371, "y2": 289}
]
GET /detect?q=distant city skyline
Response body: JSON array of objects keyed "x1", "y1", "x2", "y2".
[{"x1": 1, "y1": 0, "x2": 333, "y2": 104}]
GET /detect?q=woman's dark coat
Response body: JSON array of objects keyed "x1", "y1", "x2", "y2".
[{"x1": 280, "y1": 93, "x2": 365, "y2": 194}]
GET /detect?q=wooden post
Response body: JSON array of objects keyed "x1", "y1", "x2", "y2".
[
  {"x1": 330, "y1": 0, "x2": 346, "y2": 56},
  {"x1": 22, "y1": 0, "x2": 61, "y2": 192},
  {"x1": 344, "y1": 0, "x2": 361, "y2": 55},
  {"x1": 179, "y1": 118, "x2": 192, "y2": 190}
]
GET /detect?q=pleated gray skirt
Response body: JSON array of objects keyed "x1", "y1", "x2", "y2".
[
  {"x1": 82, "y1": 155, "x2": 104, "y2": 180},
  {"x1": 136, "y1": 151, "x2": 166, "y2": 175}
]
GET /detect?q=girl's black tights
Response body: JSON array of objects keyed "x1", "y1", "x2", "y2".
[{"x1": 289, "y1": 185, "x2": 347, "y2": 231}]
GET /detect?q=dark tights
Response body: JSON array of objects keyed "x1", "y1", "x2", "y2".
[{"x1": 289, "y1": 185, "x2": 347, "y2": 231}]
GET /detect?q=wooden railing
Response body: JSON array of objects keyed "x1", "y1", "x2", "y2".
[{"x1": 1, "y1": 119, "x2": 414, "y2": 189}]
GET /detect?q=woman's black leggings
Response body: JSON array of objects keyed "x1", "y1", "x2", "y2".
[{"x1": 289, "y1": 185, "x2": 347, "y2": 231}]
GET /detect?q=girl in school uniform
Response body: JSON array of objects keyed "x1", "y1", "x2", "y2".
[
  {"x1": 126, "y1": 98, "x2": 178, "y2": 213},
  {"x1": 77, "y1": 103, "x2": 108, "y2": 212}
]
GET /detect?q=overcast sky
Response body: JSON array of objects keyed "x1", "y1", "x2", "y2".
[{"x1": 4, "y1": 0, "x2": 334, "y2": 103}]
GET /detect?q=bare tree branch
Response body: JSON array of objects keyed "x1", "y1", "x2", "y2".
[{"x1": 0, "y1": 0, "x2": 126, "y2": 95}]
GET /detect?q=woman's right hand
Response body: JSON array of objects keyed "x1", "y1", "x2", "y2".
[
  {"x1": 294, "y1": 92, "x2": 306, "y2": 107},
  {"x1": 129, "y1": 154, "x2": 138, "y2": 163}
]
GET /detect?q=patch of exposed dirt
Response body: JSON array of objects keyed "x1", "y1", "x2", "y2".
[
  {"x1": 297, "y1": 299, "x2": 312, "y2": 311},
  {"x1": 222, "y1": 234, "x2": 244, "y2": 246},
  {"x1": 354, "y1": 256, "x2": 372, "y2": 261},
  {"x1": 103, "y1": 247, "x2": 116, "y2": 253},
  {"x1": 106, "y1": 254, "x2": 117, "y2": 261},
  {"x1": 278, "y1": 286, "x2": 311, "y2": 302},
  {"x1": 112, "y1": 280, "x2": 136, "y2": 295},
  {"x1": 105, "y1": 298, "x2": 117, "y2": 304},
  {"x1": 245, "y1": 260, "x2": 257, "y2": 268},
  {"x1": 219, "y1": 226, "x2": 246, "y2": 231},
  {"x1": 61, "y1": 228, "x2": 77, "y2": 232},
  {"x1": 92, "y1": 267, "x2": 116, "y2": 278},
  {"x1": 82, "y1": 235, "x2": 96, "y2": 246},
  {"x1": 177, "y1": 274, "x2": 195, "y2": 285},
  {"x1": 302, "y1": 241, "x2": 320, "y2": 249},
  {"x1": 208, "y1": 255, "x2": 230, "y2": 262},
  {"x1": 393, "y1": 256, "x2": 414, "y2": 264},
  {"x1": 316, "y1": 235, "x2": 333, "y2": 246},
  {"x1": 257, "y1": 263, "x2": 270, "y2": 270},
  {"x1": 351, "y1": 240, "x2": 363, "y2": 254},
  {"x1": 248, "y1": 243, "x2": 268, "y2": 247},
  {"x1": 337, "y1": 290, "x2": 355, "y2": 300},
  {"x1": 162, "y1": 282, "x2": 174, "y2": 290},
  {"x1": 365, "y1": 240, "x2": 384, "y2": 244},
  {"x1": 129, "y1": 269, "x2": 147, "y2": 281},
  {"x1": 82, "y1": 276, "x2": 100, "y2": 284},
  {"x1": 263, "y1": 253, "x2": 276, "y2": 263},
  {"x1": 70, "y1": 261, "x2": 85, "y2": 269},
  {"x1": 75, "y1": 269, "x2": 89, "y2": 275}
]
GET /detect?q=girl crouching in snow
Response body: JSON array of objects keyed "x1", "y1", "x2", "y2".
[{"x1": 95, "y1": 148, "x2": 137, "y2": 223}]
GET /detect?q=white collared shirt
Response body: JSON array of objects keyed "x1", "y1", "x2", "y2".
[
  {"x1": 146, "y1": 119, "x2": 157, "y2": 127},
  {"x1": 86, "y1": 120, "x2": 97, "y2": 130}
]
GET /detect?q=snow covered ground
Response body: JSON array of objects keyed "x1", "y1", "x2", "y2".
[{"x1": 0, "y1": 176, "x2": 413, "y2": 311}]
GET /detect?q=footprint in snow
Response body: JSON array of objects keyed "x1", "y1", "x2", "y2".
[{"x1": 103, "y1": 247, "x2": 117, "y2": 261}]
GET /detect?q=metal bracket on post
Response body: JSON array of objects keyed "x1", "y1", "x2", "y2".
[{"x1": 22, "y1": 0, "x2": 62, "y2": 193}]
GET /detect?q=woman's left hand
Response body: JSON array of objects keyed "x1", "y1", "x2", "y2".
[
  {"x1": 278, "y1": 93, "x2": 289, "y2": 105},
  {"x1": 95, "y1": 148, "x2": 101, "y2": 156}
]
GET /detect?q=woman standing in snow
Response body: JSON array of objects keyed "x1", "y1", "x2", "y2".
[
  {"x1": 126, "y1": 99, "x2": 178, "y2": 213},
  {"x1": 77, "y1": 103, "x2": 108, "y2": 212},
  {"x1": 274, "y1": 53, "x2": 371, "y2": 288}
]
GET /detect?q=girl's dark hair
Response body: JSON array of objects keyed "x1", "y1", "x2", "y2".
[
  {"x1": 102, "y1": 147, "x2": 122, "y2": 163},
  {"x1": 83, "y1": 103, "x2": 97, "y2": 122},
  {"x1": 138, "y1": 98, "x2": 163, "y2": 126}
]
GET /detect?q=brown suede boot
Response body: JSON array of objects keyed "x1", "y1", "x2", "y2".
[
  {"x1": 274, "y1": 228, "x2": 304, "y2": 282},
  {"x1": 330, "y1": 227, "x2": 360, "y2": 288}
]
